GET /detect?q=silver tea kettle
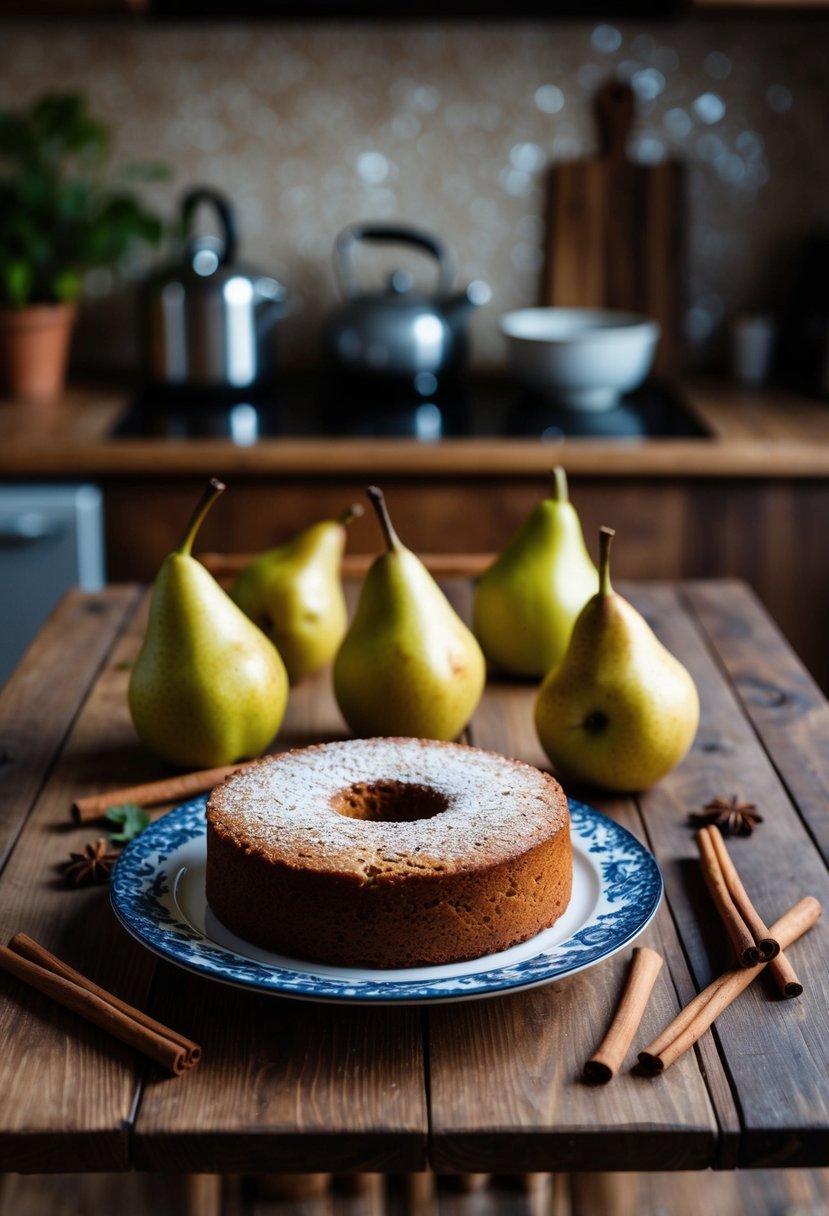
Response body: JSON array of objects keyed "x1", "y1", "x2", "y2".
[
  {"x1": 142, "y1": 188, "x2": 289, "y2": 390},
  {"x1": 324, "y1": 222, "x2": 490, "y2": 387}
]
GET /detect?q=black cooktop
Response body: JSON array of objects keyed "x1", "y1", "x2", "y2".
[{"x1": 112, "y1": 376, "x2": 709, "y2": 444}]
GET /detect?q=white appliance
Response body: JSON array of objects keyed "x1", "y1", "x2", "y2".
[{"x1": 0, "y1": 484, "x2": 105, "y2": 687}]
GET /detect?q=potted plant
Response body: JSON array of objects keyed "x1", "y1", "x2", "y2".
[{"x1": 0, "y1": 92, "x2": 167, "y2": 402}]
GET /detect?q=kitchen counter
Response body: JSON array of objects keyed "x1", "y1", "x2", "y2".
[
  {"x1": 1, "y1": 377, "x2": 829, "y2": 478},
  {"x1": 1, "y1": 375, "x2": 829, "y2": 692}
]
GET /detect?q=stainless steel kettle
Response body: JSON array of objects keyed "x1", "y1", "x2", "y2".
[
  {"x1": 142, "y1": 188, "x2": 289, "y2": 390},
  {"x1": 323, "y1": 222, "x2": 490, "y2": 389}
]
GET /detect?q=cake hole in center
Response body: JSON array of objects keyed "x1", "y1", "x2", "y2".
[{"x1": 331, "y1": 781, "x2": 449, "y2": 823}]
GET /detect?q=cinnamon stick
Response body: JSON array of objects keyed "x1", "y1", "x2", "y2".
[
  {"x1": 10, "y1": 933, "x2": 200, "y2": 1065},
  {"x1": 698, "y1": 826, "x2": 798, "y2": 993},
  {"x1": 638, "y1": 895, "x2": 821, "y2": 1074},
  {"x1": 72, "y1": 761, "x2": 255, "y2": 823},
  {"x1": 0, "y1": 934, "x2": 201, "y2": 1074},
  {"x1": 584, "y1": 946, "x2": 663, "y2": 1083},
  {"x1": 767, "y1": 951, "x2": 804, "y2": 1000},
  {"x1": 705, "y1": 825, "x2": 779, "y2": 961},
  {"x1": 695, "y1": 827, "x2": 771, "y2": 965}
]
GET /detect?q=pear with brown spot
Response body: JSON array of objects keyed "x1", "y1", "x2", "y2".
[{"x1": 534, "y1": 526, "x2": 699, "y2": 791}]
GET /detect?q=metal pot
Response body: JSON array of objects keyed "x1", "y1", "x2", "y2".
[
  {"x1": 142, "y1": 188, "x2": 289, "y2": 390},
  {"x1": 323, "y1": 222, "x2": 490, "y2": 390}
]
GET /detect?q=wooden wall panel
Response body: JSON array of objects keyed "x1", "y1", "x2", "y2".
[{"x1": 100, "y1": 474, "x2": 829, "y2": 694}]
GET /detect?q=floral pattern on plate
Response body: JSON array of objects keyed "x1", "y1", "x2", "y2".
[{"x1": 110, "y1": 796, "x2": 662, "y2": 1004}]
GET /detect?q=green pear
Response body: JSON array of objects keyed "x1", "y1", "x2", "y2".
[
  {"x1": 334, "y1": 486, "x2": 486, "y2": 741},
  {"x1": 473, "y1": 467, "x2": 598, "y2": 678},
  {"x1": 128, "y1": 478, "x2": 289, "y2": 769},
  {"x1": 534, "y1": 526, "x2": 699, "y2": 792},
  {"x1": 230, "y1": 504, "x2": 362, "y2": 685}
]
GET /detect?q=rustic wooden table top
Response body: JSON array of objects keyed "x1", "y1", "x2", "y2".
[{"x1": 0, "y1": 578, "x2": 828, "y2": 1178}]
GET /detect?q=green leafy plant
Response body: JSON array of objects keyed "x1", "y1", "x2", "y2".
[
  {"x1": 105, "y1": 802, "x2": 151, "y2": 844},
  {"x1": 0, "y1": 92, "x2": 167, "y2": 309}
]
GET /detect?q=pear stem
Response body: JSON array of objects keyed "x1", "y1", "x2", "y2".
[
  {"x1": 551, "y1": 466, "x2": 569, "y2": 503},
  {"x1": 338, "y1": 502, "x2": 365, "y2": 527},
  {"x1": 598, "y1": 526, "x2": 616, "y2": 598},
  {"x1": 367, "y1": 485, "x2": 401, "y2": 553},
  {"x1": 178, "y1": 478, "x2": 226, "y2": 557}
]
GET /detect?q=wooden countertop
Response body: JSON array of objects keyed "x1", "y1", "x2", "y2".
[
  {"x1": 0, "y1": 579, "x2": 828, "y2": 1176},
  {"x1": 1, "y1": 378, "x2": 829, "y2": 479}
]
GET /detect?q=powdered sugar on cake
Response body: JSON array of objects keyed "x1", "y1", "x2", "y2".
[{"x1": 209, "y1": 736, "x2": 565, "y2": 875}]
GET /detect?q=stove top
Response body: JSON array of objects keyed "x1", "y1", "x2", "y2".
[{"x1": 112, "y1": 376, "x2": 708, "y2": 444}]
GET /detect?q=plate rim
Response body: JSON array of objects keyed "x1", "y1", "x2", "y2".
[{"x1": 110, "y1": 796, "x2": 662, "y2": 1005}]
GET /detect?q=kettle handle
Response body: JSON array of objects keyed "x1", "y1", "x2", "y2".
[
  {"x1": 334, "y1": 222, "x2": 455, "y2": 299},
  {"x1": 181, "y1": 188, "x2": 238, "y2": 265}
]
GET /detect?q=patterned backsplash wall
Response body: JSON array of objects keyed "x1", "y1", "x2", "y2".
[{"x1": 3, "y1": 15, "x2": 829, "y2": 373}]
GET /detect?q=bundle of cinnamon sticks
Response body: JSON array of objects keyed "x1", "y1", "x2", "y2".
[
  {"x1": 637, "y1": 894, "x2": 819, "y2": 1075},
  {"x1": 585, "y1": 824, "x2": 821, "y2": 1082},
  {"x1": 0, "y1": 933, "x2": 201, "y2": 1075}
]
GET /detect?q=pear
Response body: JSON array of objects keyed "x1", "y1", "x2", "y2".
[
  {"x1": 333, "y1": 486, "x2": 486, "y2": 741},
  {"x1": 230, "y1": 504, "x2": 362, "y2": 685},
  {"x1": 128, "y1": 478, "x2": 289, "y2": 769},
  {"x1": 473, "y1": 467, "x2": 598, "y2": 678},
  {"x1": 534, "y1": 526, "x2": 699, "y2": 792}
]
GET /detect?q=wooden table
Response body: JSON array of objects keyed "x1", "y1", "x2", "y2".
[{"x1": 1, "y1": 578, "x2": 828, "y2": 1187}]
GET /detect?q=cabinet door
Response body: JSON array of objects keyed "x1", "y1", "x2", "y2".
[{"x1": 0, "y1": 484, "x2": 104, "y2": 687}]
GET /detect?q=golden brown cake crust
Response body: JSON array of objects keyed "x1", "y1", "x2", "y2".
[{"x1": 206, "y1": 737, "x2": 572, "y2": 968}]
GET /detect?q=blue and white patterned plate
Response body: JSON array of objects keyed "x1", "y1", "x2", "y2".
[{"x1": 110, "y1": 796, "x2": 662, "y2": 1005}]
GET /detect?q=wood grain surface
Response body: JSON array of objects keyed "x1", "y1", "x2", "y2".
[
  {"x1": 0, "y1": 586, "x2": 140, "y2": 875},
  {"x1": 0, "y1": 580, "x2": 828, "y2": 1176},
  {"x1": 429, "y1": 674, "x2": 721, "y2": 1174},
  {"x1": 0, "y1": 592, "x2": 156, "y2": 1171},
  {"x1": 3, "y1": 1168, "x2": 829, "y2": 1216},
  {"x1": 681, "y1": 580, "x2": 829, "y2": 866},
  {"x1": 625, "y1": 584, "x2": 829, "y2": 1168}
]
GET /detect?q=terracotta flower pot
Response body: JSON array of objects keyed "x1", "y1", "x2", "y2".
[{"x1": 0, "y1": 303, "x2": 77, "y2": 403}]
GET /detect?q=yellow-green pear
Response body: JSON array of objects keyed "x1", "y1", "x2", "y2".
[
  {"x1": 334, "y1": 486, "x2": 486, "y2": 741},
  {"x1": 473, "y1": 467, "x2": 598, "y2": 678},
  {"x1": 128, "y1": 478, "x2": 289, "y2": 769},
  {"x1": 534, "y1": 527, "x2": 699, "y2": 792},
  {"x1": 230, "y1": 504, "x2": 362, "y2": 684}
]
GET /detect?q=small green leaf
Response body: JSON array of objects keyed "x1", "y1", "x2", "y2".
[
  {"x1": 2, "y1": 261, "x2": 32, "y2": 307},
  {"x1": 105, "y1": 802, "x2": 150, "y2": 843},
  {"x1": 51, "y1": 270, "x2": 81, "y2": 303}
]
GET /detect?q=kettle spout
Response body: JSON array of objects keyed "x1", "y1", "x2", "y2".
[{"x1": 445, "y1": 279, "x2": 492, "y2": 326}]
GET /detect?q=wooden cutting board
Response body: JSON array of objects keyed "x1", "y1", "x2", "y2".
[{"x1": 544, "y1": 81, "x2": 685, "y2": 378}]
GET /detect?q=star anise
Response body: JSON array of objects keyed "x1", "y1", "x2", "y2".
[
  {"x1": 689, "y1": 795, "x2": 763, "y2": 838},
  {"x1": 62, "y1": 839, "x2": 120, "y2": 887}
]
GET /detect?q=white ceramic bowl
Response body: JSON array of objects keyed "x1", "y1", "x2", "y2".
[{"x1": 499, "y1": 308, "x2": 661, "y2": 411}]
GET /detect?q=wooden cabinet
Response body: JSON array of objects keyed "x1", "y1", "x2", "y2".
[
  {"x1": 100, "y1": 470, "x2": 829, "y2": 695},
  {"x1": 1, "y1": 379, "x2": 826, "y2": 687}
]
